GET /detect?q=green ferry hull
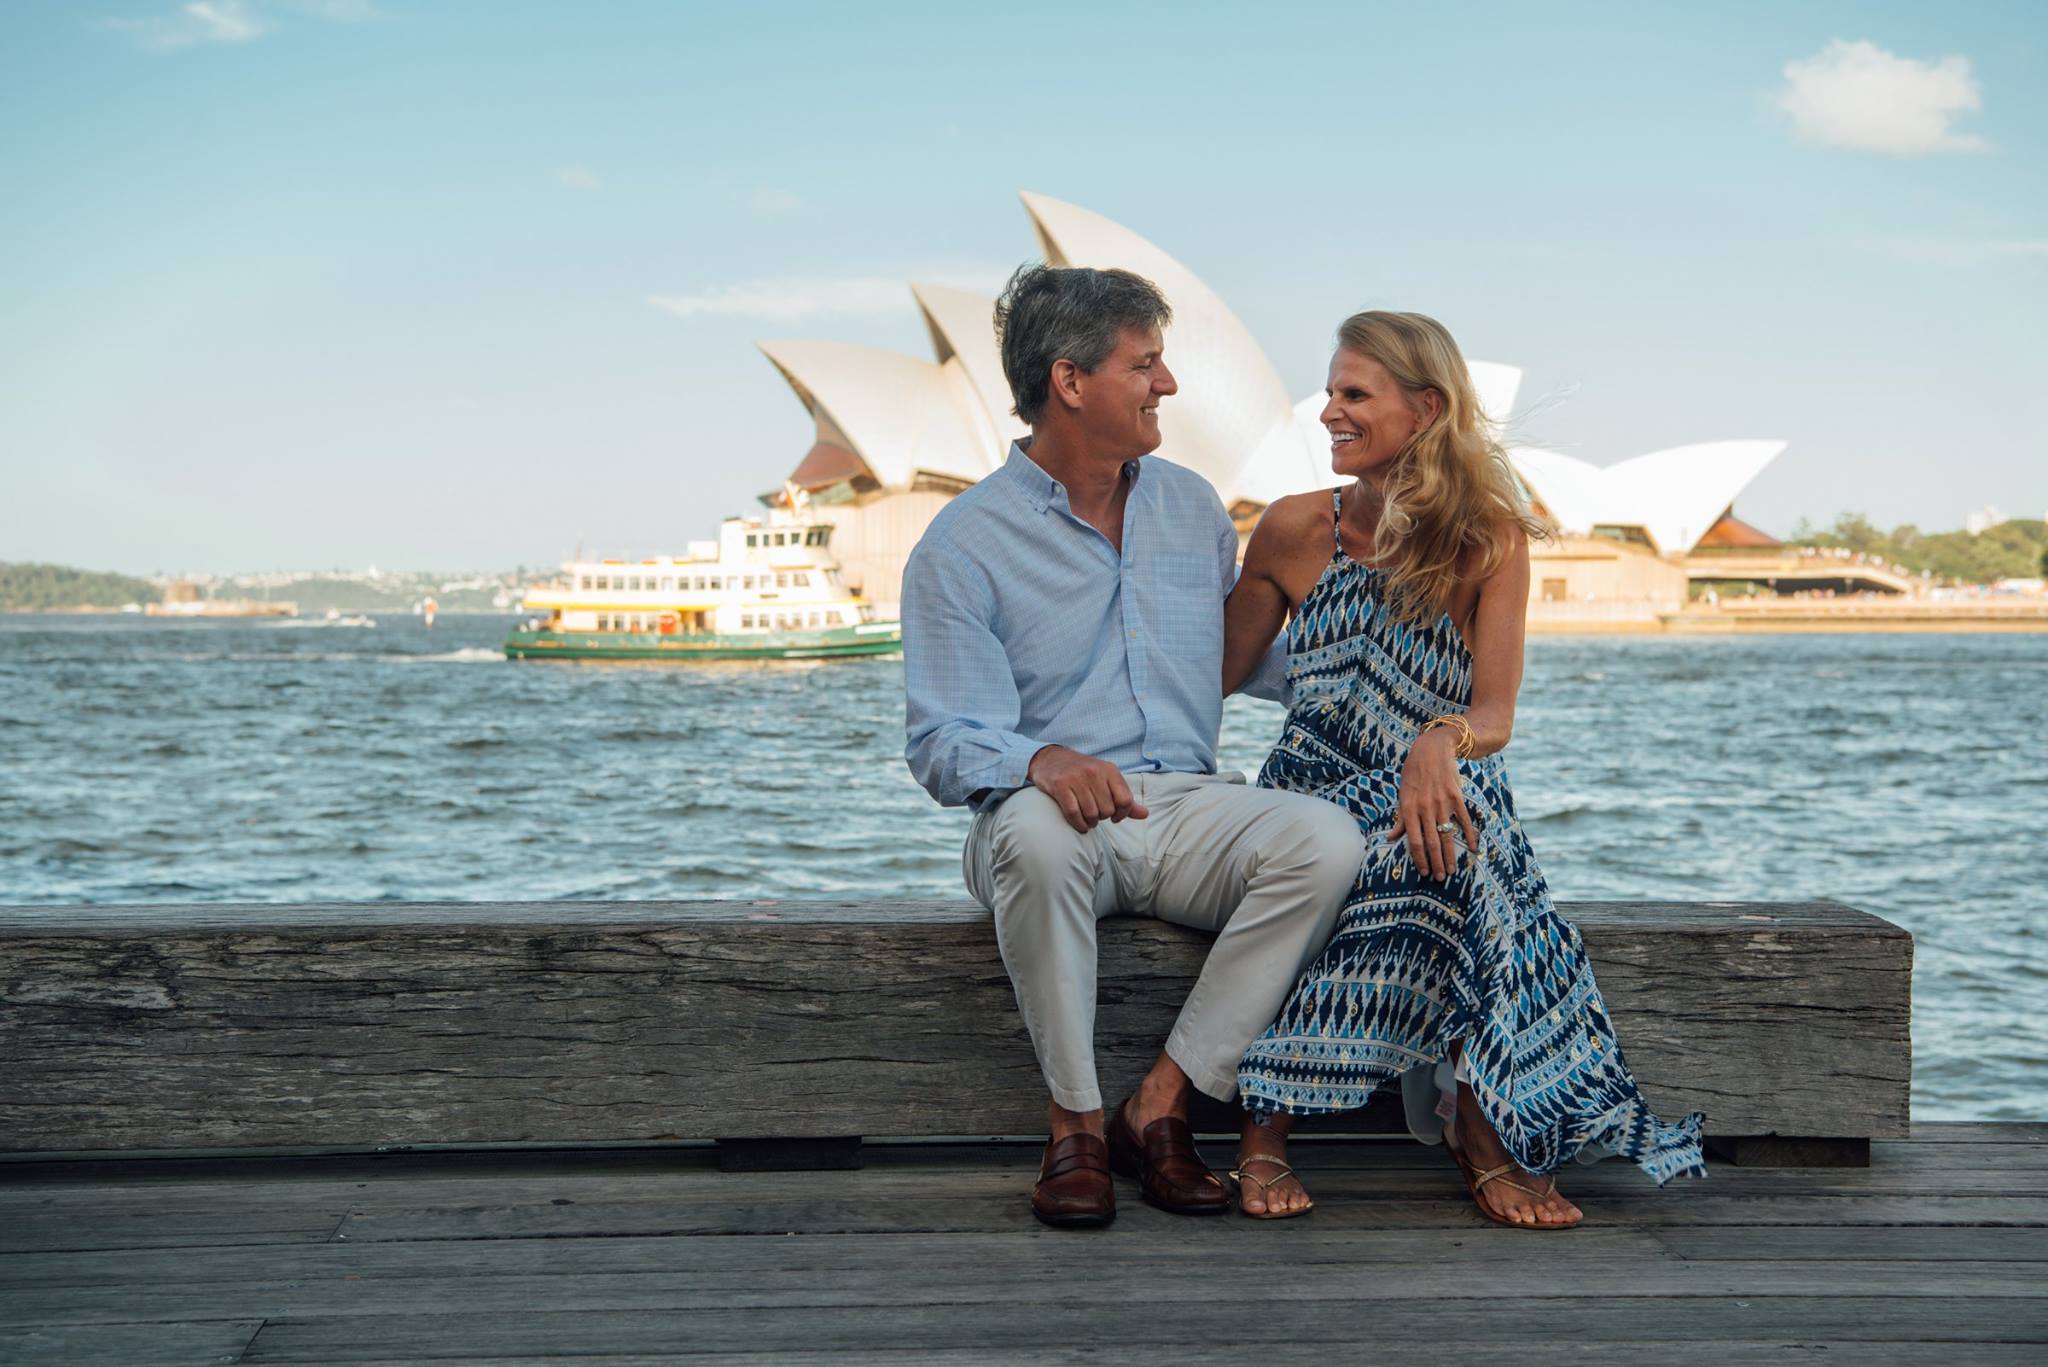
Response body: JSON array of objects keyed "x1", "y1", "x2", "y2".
[{"x1": 503, "y1": 624, "x2": 900, "y2": 662}]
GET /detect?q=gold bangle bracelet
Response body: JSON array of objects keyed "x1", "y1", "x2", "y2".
[{"x1": 1420, "y1": 714, "x2": 1477, "y2": 759}]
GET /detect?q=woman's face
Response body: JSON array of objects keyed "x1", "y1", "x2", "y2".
[{"x1": 1320, "y1": 348, "x2": 1436, "y2": 479}]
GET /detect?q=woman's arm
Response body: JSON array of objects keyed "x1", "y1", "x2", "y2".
[
  {"x1": 1391, "y1": 526, "x2": 1530, "y2": 880},
  {"x1": 1458, "y1": 524, "x2": 1531, "y2": 758},
  {"x1": 1221, "y1": 496, "x2": 1317, "y2": 695}
]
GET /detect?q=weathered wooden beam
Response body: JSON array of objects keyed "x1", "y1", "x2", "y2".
[
  {"x1": 1707, "y1": 1136, "x2": 1873, "y2": 1168},
  {"x1": 0, "y1": 900, "x2": 1910, "y2": 1155},
  {"x1": 714, "y1": 1137, "x2": 862, "y2": 1172}
]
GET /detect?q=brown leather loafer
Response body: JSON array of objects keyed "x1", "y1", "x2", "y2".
[
  {"x1": 1032, "y1": 1131, "x2": 1115, "y2": 1228},
  {"x1": 1107, "y1": 1102, "x2": 1230, "y2": 1215}
]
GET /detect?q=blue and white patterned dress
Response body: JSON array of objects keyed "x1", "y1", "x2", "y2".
[{"x1": 1238, "y1": 490, "x2": 1707, "y2": 1185}]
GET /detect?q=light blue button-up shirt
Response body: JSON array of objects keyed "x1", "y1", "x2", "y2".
[{"x1": 902, "y1": 441, "x2": 1286, "y2": 811}]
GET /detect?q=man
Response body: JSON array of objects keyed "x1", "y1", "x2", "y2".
[{"x1": 901, "y1": 263, "x2": 1365, "y2": 1227}]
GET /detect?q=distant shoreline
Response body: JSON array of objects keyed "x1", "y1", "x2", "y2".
[
  {"x1": 1530, "y1": 600, "x2": 2048, "y2": 636},
  {"x1": 0, "y1": 607, "x2": 520, "y2": 617}
]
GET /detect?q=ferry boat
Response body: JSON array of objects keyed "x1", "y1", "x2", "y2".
[{"x1": 504, "y1": 498, "x2": 900, "y2": 662}]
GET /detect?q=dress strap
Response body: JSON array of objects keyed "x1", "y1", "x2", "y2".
[{"x1": 1331, "y1": 487, "x2": 1344, "y2": 560}]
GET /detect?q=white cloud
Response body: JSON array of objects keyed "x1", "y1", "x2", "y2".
[
  {"x1": 1778, "y1": 39, "x2": 1987, "y2": 155},
  {"x1": 648, "y1": 267, "x2": 1012, "y2": 323},
  {"x1": 557, "y1": 166, "x2": 602, "y2": 192},
  {"x1": 746, "y1": 189, "x2": 803, "y2": 214},
  {"x1": 102, "y1": 0, "x2": 372, "y2": 49},
  {"x1": 105, "y1": 0, "x2": 267, "y2": 47},
  {"x1": 649, "y1": 277, "x2": 915, "y2": 322}
]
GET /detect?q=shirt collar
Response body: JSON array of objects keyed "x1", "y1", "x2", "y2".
[{"x1": 1002, "y1": 437, "x2": 1145, "y2": 515}]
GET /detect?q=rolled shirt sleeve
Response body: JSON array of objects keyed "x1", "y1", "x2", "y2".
[{"x1": 901, "y1": 538, "x2": 1046, "y2": 809}]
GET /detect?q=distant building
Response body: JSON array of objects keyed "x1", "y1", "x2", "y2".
[
  {"x1": 756, "y1": 193, "x2": 1787, "y2": 622},
  {"x1": 1966, "y1": 506, "x2": 2007, "y2": 536}
]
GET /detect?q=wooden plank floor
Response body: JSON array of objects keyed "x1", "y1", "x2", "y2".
[{"x1": 0, "y1": 1124, "x2": 2043, "y2": 1365}]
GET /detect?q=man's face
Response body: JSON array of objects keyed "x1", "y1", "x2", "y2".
[{"x1": 1074, "y1": 324, "x2": 1176, "y2": 460}]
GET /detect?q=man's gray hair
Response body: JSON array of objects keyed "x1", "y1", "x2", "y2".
[{"x1": 993, "y1": 263, "x2": 1172, "y2": 426}]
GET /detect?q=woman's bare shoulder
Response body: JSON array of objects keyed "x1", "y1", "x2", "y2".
[
  {"x1": 1255, "y1": 489, "x2": 1340, "y2": 539},
  {"x1": 1244, "y1": 489, "x2": 1341, "y2": 591}
]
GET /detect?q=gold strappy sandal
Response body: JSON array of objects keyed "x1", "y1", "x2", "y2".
[
  {"x1": 1445, "y1": 1136, "x2": 1579, "y2": 1231},
  {"x1": 1228, "y1": 1154, "x2": 1315, "y2": 1221}
]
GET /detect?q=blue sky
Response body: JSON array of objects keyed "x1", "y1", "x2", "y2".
[{"x1": 2, "y1": 0, "x2": 2042, "y2": 573}]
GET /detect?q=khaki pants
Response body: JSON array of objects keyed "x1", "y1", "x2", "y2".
[{"x1": 963, "y1": 771, "x2": 1365, "y2": 1112}]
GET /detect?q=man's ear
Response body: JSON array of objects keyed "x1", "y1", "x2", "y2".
[{"x1": 1048, "y1": 358, "x2": 1085, "y2": 411}]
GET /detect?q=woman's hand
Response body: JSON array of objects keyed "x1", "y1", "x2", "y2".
[{"x1": 1388, "y1": 728, "x2": 1478, "y2": 881}]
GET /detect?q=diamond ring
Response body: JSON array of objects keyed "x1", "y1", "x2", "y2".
[{"x1": 1435, "y1": 820, "x2": 1457, "y2": 834}]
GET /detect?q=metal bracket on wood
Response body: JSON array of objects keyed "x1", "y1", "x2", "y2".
[
  {"x1": 715, "y1": 1137, "x2": 863, "y2": 1172},
  {"x1": 1707, "y1": 1135, "x2": 1870, "y2": 1168}
]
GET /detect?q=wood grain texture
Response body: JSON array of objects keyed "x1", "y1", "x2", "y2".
[
  {"x1": 0, "y1": 900, "x2": 1911, "y2": 1153},
  {"x1": 0, "y1": 1129, "x2": 2040, "y2": 1362}
]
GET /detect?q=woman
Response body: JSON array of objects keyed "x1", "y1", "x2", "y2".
[{"x1": 1221, "y1": 311, "x2": 1705, "y2": 1227}]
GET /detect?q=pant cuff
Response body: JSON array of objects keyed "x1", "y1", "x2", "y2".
[
  {"x1": 1045, "y1": 1078, "x2": 1103, "y2": 1113},
  {"x1": 1165, "y1": 1029, "x2": 1241, "y2": 1104}
]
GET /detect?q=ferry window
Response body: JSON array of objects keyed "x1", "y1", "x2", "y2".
[
  {"x1": 597, "y1": 614, "x2": 609, "y2": 630},
  {"x1": 578, "y1": 576, "x2": 591, "y2": 591},
  {"x1": 771, "y1": 532, "x2": 784, "y2": 546},
  {"x1": 808, "y1": 611, "x2": 819, "y2": 627},
  {"x1": 746, "y1": 534, "x2": 757, "y2": 548},
  {"x1": 741, "y1": 613, "x2": 754, "y2": 628},
  {"x1": 794, "y1": 573, "x2": 810, "y2": 587},
  {"x1": 662, "y1": 577, "x2": 673, "y2": 591},
  {"x1": 776, "y1": 573, "x2": 789, "y2": 588}
]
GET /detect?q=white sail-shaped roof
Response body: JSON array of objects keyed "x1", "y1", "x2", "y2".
[
  {"x1": 1022, "y1": 192, "x2": 1318, "y2": 503},
  {"x1": 1468, "y1": 362, "x2": 1523, "y2": 429},
  {"x1": 1509, "y1": 440, "x2": 1787, "y2": 554},
  {"x1": 758, "y1": 339, "x2": 999, "y2": 488},
  {"x1": 755, "y1": 194, "x2": 1784, "y2": 553},
  {"x1": 1596, "y1": 440, "x2": 1787, "y2": 554},
  {"x1": 911, "y1": 282, "x2": 1028, "y2": 449}
]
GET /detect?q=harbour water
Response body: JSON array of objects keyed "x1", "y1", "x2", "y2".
[{"x1": 2, "y1": 613, "x2": 2042, "y2": 1120}]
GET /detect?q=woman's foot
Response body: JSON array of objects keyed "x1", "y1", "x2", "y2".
[
  {"x1": 1444, "y1": 1082, "x2": 1583, "y2": 1228},
  {"x1": 1235, "y1": 1114, "x2": 1313, "y2": 1218}
]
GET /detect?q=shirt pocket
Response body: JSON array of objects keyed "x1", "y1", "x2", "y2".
[{"x1": 1144, "y1": 552, "x2": 1225, "y2": 652}]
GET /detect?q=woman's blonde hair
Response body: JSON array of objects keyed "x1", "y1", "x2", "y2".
[{"x1": 1334, "y1": 310, "x2": 1549, "y2": 626}]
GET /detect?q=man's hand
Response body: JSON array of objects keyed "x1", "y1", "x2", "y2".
[{"x1": 1027, "y1": 745, "x2": 1148, "y2": 834}]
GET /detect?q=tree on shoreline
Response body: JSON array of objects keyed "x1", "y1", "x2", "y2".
[
  {"x1": 0, "y1": 562, "x2": 160, "y2": 611},
  {"x1": 1789, "y1": 514, "x2": 2048, "y2": 585}
]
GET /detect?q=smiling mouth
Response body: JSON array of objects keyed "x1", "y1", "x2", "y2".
[{"x1": 1330, "y1": 432, "x2": 1360, "y2": 447}]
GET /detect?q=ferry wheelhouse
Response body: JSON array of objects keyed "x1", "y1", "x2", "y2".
[{"x1": 505, "y1": 503, "x2": 900, "y2": 662}]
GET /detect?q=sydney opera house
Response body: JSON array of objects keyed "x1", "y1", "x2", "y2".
[{"x1": 756, "y1": 193, "x2": 1793, "y2": 625}]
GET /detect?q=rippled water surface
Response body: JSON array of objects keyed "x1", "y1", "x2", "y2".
[{"x1": 3, "y1": 614, "x2": 2043, "y2": 1119}]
